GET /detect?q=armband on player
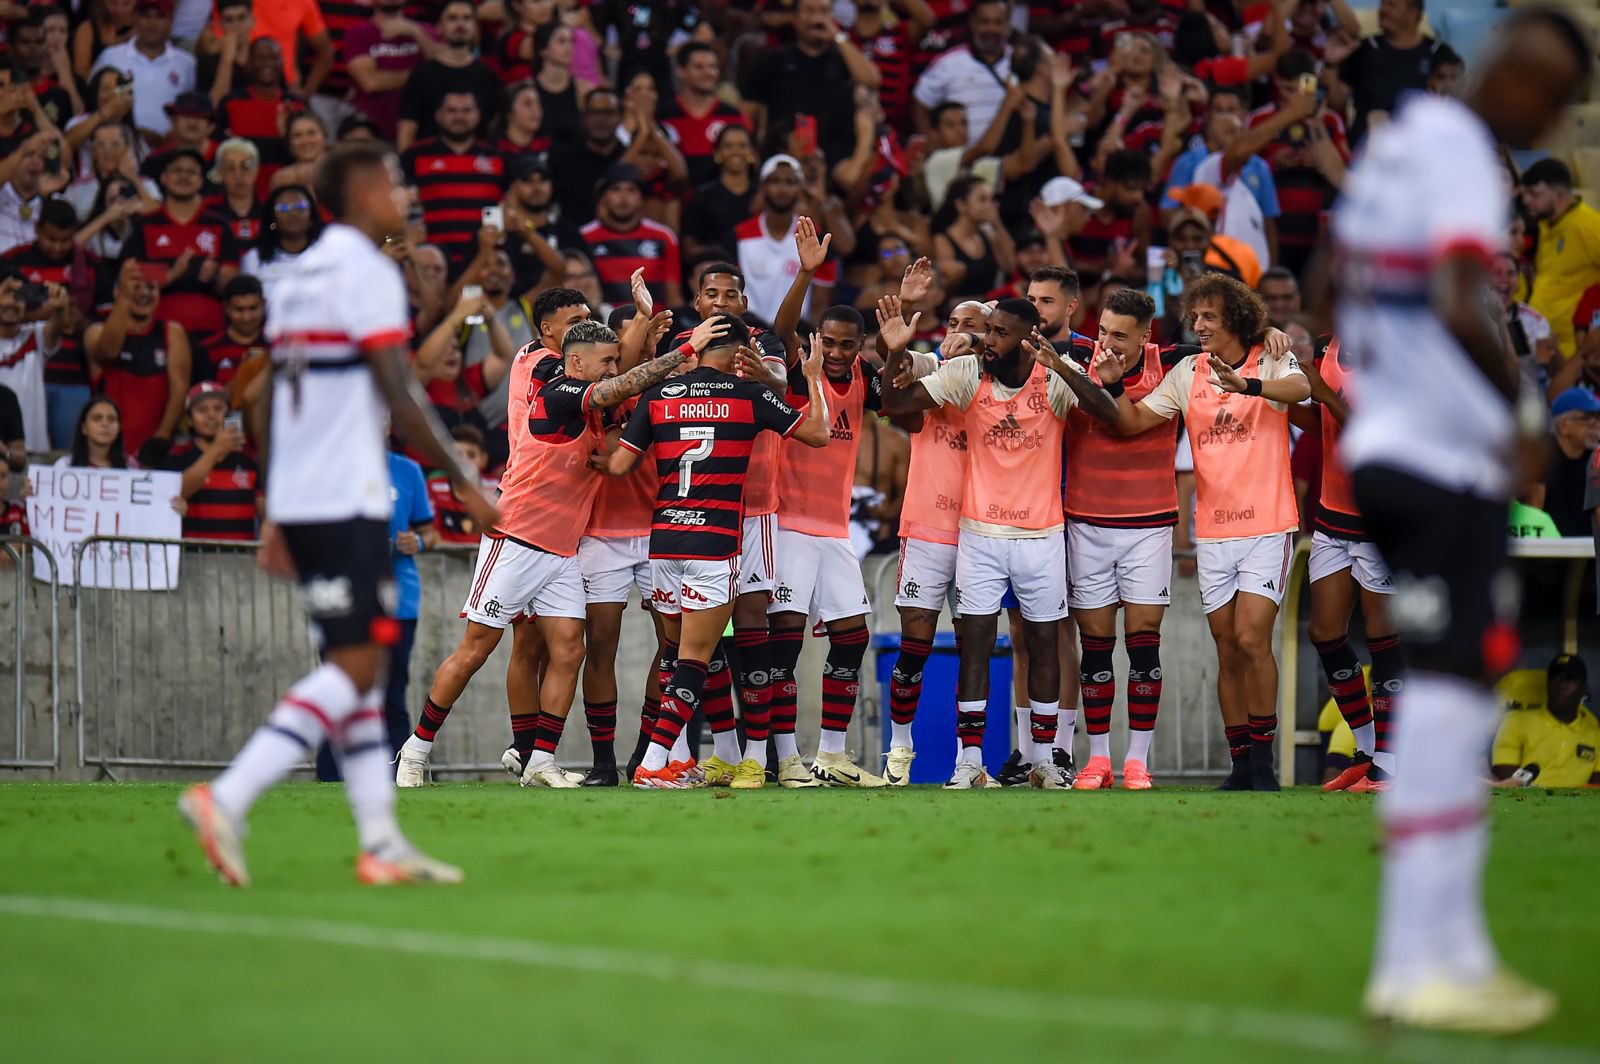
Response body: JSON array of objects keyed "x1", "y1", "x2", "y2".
[
  {"x1": 677, "y1": 341, "x2": 697, "y2": 359},
  {"x1": 1243, "y1": 378, "x2": 1263, "y2": 398},
  {"x1": 1102, "y1": 378, "x2": 1125, "y2": 399}
]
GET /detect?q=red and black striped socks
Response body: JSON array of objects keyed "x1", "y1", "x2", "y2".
[
  {"x1": 1080, "y1": 634, "x2": 1116, "y2": 761},
  {"x1": 1125, "y1": 631, "x2": 1161, "y2": 764},
  {"x1": 1367, "y1": 634, "x2": 1404, "y2": 773},
  {"x1": 646, "y1": 659, "x2": 708, "y2": 766},
  {"x1": 702, "y1": 647, "x2": 741, "y2": 764},
  {"x1": 414, "y1": 698, "x2": 451, "y2": 746},
  {"x1": 532, "y1": 711, "x2": 565, "y2": 756},
  {"x1": 583, "y1": 700, "x2": 617, "y2": 765},
  {"x1": 733, "y1": 626, "x2": 770, "y2": 763},
  {"x1": 767, "y1": 627, "x2": 805, "y2": 759},
  {"x1": 889, "y1": 636, "x2": 933, "y2": 749},
  {"x1": 1314, "y1": 635, "x2": 1375, "y2": 756},
  {"x1": 818, "y1": 625, "x2": 869, "y2": 754}
]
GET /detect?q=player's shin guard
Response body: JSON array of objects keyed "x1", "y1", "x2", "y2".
[
  {"x1": 338, "y1": 687, "x2": 402, "y2": 853},
  {"x1": 1125, "y1": 631, "x2": 1162, "y2": 764},
  {"x1": 733, "y1": 627, "x2": 771, "y2": 760},
  {"x1": 1080, "y1": 634, "x2": 1116, "y2": 761},
  {"x1": 890, "y1": 636, "x2": 933, "y2": 743},
  {"x1": 643, "y1": 660, "x2": 708, "y2": 770},
  {"x1": 583, "y1": 700, "x2": 617, "y2": 766},
  {"x1": 1314, "y1": 635, "x2": 1375, "y2": 755},
  {"x1": 1368, "y1": 634, "x2": 1404, "y2": 774},
  {"x1": 213, "y1": 662, "x2": 358, "y2": 817},
  {"x1": 702, "y1": 647, "x2": 740, "y2": 764},
  {"x1": 819, "y1": 624, "x2": 869, "y2": 754},
  {"x1": 957, "y1": 700, "x2": 987, "y2": 764},
  {"x1": 768, "y1": 626, "x2": 804, "y2": 759}
]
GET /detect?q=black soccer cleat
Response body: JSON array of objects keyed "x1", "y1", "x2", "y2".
[
  {"x1": 1050, "y1": 747, "x2": 1078, "y2": 787},
  {"x1": 996, "y1": 748, "x2": 1032, "y2": 787},
  {"x1": 581, "y1": 762, "x2": 620, "y2": 787},
  {"x1": 624, "y1": 734, "x2": 651, "y2": 783},
  {"x1": 1217, "y1": 759, "x2": 1254, "y2": 790},
  {"x1": 1249, "y1": 743, "x2": 1281, "y2": 792}
]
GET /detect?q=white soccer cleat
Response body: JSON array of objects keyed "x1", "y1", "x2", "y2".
[
  {"x1": 501, "y1": 747, "x2": 524, "y2": 777},
  {"x1": 1029, "y1": 759, "x2": 1073, "y2": 790},
  {"x1": 811, "y1": 750, "x2": 887, "y2": 788},
  {"x1": 884, "y1": 746, "x2": 915, "y2": 786},
  {"x1": 395, "y1": 741, "x2": 430, "y2": 788},
  {"x1": 356, "y1": 843, "x2": 465, "y2": 885},
  {"x1": 520, "y1": 752, "x2": 580, "y2": 788},
  {"x1": 178, "y1": 783, "x2": 250, "y2": 887},
  {"x1": 1363, "y1": 969, "x2": 1557, "y2": 1034},
  {"x1": 944, "y1": 761, "x2": 1000, "y2": 790},
  {"x1": 777, "y1": 754, "x2": 821, "y2": 788}
]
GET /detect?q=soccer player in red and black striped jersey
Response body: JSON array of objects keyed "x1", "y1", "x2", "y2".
[
  {"x1": 608, "y1": 315, "x2": 829, "y2": 788},
  {"x1": 401, "y1": 92, "x2": 506, "y2": 277},
  {"x1": 162, "y1": 381, "x2": 261, "y2": 540}
]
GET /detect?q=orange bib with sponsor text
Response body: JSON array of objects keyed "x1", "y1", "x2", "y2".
[
  {"x1": 588, "y1": 396, "x2": 659, "y2": 538},
  {"x1": 1315, "y1": 338, "x2": 1363, "y2": 536},
  {"x1": 898, "y1": 398, "x2": 968, "y2": 545},
  {"x1": 778, "y1": 370, "x2": 868, "y2": 538},
  {"x1": 1063, "y1": 342, "x2": 1180, "y2": 528},
  {"x1": 961, "y1": 359, "x2": 1065, "y2": 532},
  {"x1": 1186, "y1": 346, "x2": 1299, "y2": 540}
]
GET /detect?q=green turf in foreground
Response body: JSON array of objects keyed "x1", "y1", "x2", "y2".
[{"x1": 0, "y1": 783, "x2": 1596, "y2": 1064}]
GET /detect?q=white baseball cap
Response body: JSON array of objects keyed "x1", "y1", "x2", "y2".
[
  {"x1": 760, "y1": 153, "x2": 803, "y2": 181},
  {"x1": 1039, "y1": 176, "x2": 1105, "y2": 211}
]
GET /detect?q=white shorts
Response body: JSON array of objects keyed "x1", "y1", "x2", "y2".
[
  {"x1": 1196, "y1": 533, "x2": 1293, "y2": 615},
  {"x1": 649, "y1": 557, "x2": 740, "y2": 615},
  {"x1": 1308, "y1": 531, "x2": 1395, "y2": 594},
  {"x1": 770, "y1": 528, "x2": 870, "y2": 622},
  {"x1": 738, "y1": 513, "x2": 778, "y2": 596},
  {"x1": 895, "y1": 536, "x2": 958, "y2": 612},
  {"x1": 1066, "y1": 522, "x2": 1174, "y2": 610},
  {"x1": 955, "y1": 531, "x2": 1069, "y2": 622},
  {"x1": 577, "y1": 534, "x2": 652, "y2": 605},
  {"x1": 460, "y1": 535, "x2": 586, "y2": 627}
]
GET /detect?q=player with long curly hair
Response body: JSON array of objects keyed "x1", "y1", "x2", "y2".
[{"x1": 1098, "y1": 273, "x2": 1310, "y2": 791}]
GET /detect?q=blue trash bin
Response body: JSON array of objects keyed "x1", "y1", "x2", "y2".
[{"x1": 874, "y1": 631, "x2": 1014, "y2": 784}]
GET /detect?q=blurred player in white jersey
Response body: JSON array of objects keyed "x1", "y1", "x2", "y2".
[
  {"x1": 179, "y1": 142, "x2": 499, "y2": 886},
  {"x1": 1332, "y1": 7, "x2": 1591, "y2": 1031}
]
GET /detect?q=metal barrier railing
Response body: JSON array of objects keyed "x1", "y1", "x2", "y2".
[
  {"x1": 73, "y1": 535, "x2": 316, "y2": 772},
  {"x1": 0, "y1": 535, "x2": 61, "y2": 769}
]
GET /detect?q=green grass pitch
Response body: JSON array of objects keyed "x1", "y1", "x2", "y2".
[{"x1": 1, "y1": 783, "x2": 1596, "y2": 1063}]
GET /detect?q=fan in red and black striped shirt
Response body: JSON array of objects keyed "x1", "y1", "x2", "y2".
[
  {"x1": 402, "y1": 91, "x2": 506, "y2": 278},
  {"x1": 580, "y1": 163, "x2": 682, "y2": 310},
  {"x1": 2, "y1": 199, "x2": 101, "y2": 404},
  {"x1": 161, "y1": 382, "x2": 261, "y2": 541},
  {"x1": 658, "y1": 43, "x2": 752, "y2": 189},
  {"x1": 193, "y1": 274, "x2": 266, "y2": 387}
]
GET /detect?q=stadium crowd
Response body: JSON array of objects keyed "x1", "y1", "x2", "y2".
[{"x1": 0, "y1": 0, "x2": 1596, "y2": 791}]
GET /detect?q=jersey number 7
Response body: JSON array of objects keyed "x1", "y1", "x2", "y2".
[{"x1": 677, "y1": 426, "x2": 715, "y2": 497}]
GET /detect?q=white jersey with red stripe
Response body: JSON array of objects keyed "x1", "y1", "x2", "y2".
[
  {"x1": 263, "y1": 223, "x2": 410, "y2": 523},
  {"x1": 1331, "y1": 94, "x2": 1513, "y2": 499}
]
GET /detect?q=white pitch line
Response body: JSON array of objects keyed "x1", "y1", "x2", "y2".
[{"x1": 0, "y1": 893, "x2": 1593, "y2": 1064}]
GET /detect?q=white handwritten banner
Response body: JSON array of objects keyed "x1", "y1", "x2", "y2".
[{"x1": 26, "y1": 467, "x2": 183, "y2": 589}]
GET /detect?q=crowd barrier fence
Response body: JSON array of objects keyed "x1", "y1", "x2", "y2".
[{"x1": 4, "y1": 533, "x2": 1590, "y2": 779}]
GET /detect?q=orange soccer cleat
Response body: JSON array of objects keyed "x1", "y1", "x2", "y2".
[
  {"x1": 634, "y1": 763, "x2": 694, "y2": 789},
  {"x1": 1073, "y1": 755, "x2": 1115, "y2": 790},
  {"x1": 1349, "y1": 774, "x2": 1388, "y2": 794},
  {"x1": 1322, "y1": 756, "x2": 1372, "y2": 792},
  {"x1": 1121, "y1": 760, "x2": 1154, "y2": 790}
]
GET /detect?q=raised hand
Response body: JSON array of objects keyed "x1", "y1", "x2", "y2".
[
  {"x1": 875, "y1": 294, "x2": 920, "y2": 351},
  {"x1": 795, "y1": 215, "x2": 832, "y2": 273},
  {"x1": 687, "y1": 313, "x2": 731, "y2": 352},
  {"x1": 1208, "y1": 353, "x2": 1250, "y2": 393},
  {"x1": 900, "y1": 255, "x2": 934, "y2": 305},
  {"x1": 1029, "y1": 197, "x2": 1067, "y2": 239},
  {"x1": 734, "y1": 345, "x2": 763, "y2": 380},
  {"x1": 645, "y1": 308, "x2": 672, "y2": 350},
  {"x1": 1090, "y1": 344, "x2": 1126, "y2": 386},
  {"x1": 803, "y1": 333, "x2": 825, "y2": 380},
  {"x1": 630, "y1": 266, "x2": 653, "y2": 316}
]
